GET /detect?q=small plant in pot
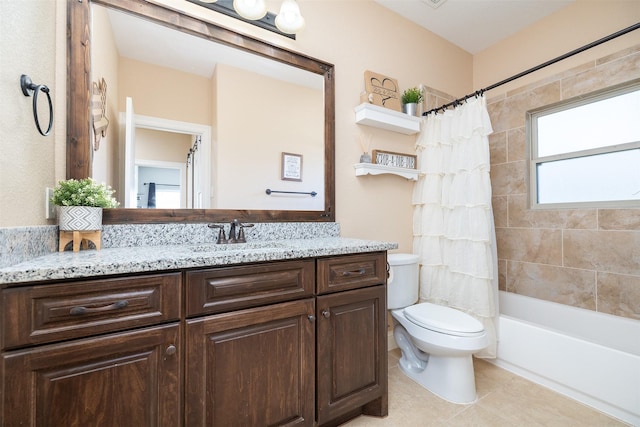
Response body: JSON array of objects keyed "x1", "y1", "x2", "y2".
[
  {"x1": 401, "y1": 87, "x2": 423, "y2": 116},
  {"x1": 51, "y1": 178, "x2": 119, "y2": 231}
]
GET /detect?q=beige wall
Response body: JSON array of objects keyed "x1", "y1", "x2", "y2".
[
  {"x1": 136, "y1": 128, "x2": 193, "y2": 163},
  {"x1": 91, "y1": 4, "x2": 121, "y2": 193},
  {"x1": 0, "y1": 0, "x2": 66, "y2": 226},
  {"x1": 474, "y1": 1, "x2": 640, "y2": 95},
  {"x1": 214, "y1": 64, "x2": 324, "y2": 210},
  {"x1": 0, "y1": 0, "x2": 473, "y2": 254},
  {"x1": 118, "y1": 57, "x2": 212, "y2": 125},
  {"x1": 2, "y1": 0, "x2": 637, "y2": 270}
]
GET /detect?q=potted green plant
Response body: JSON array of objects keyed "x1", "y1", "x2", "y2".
[
  {"x1": 401, "y1": 87, "x2": 423, "y2": 116},
  {"x1": 51, "y1": 178, "x2": 119, "y2": 231}
]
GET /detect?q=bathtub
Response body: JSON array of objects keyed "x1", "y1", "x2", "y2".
[{"x1": 494, "y1": 291, "x2": 640, "y2": 426}]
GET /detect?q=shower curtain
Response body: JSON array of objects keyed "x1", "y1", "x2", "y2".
[{"x1": 412, "y1": 95, "x2": 498, "y2": 358}]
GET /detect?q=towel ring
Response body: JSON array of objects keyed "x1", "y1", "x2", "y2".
[{"x1": 21, "y1": 74, "x2": 54, "y2": 136}]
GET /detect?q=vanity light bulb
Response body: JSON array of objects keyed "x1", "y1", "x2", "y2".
[
  {"x1": 275, "y1": 0, "x2": 305, "y2": 34},
  {"x1": 233, "y1": 0, "x2": 267, "y2": 20}
]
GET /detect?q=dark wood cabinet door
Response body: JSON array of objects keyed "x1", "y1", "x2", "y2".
[
  {"x1": 185, "y1": 298, "x2": 315, "y2": 427},
  {"x1": 316, "y1": 285, "x2": 388, "y2": 425},
  {"x1": 1, "y1": 324, "x2": 181, "y2": 427}
]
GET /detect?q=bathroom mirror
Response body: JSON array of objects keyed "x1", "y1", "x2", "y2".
[{"x1": 68, "y1": 0, "x2": 335, "y2": 224}]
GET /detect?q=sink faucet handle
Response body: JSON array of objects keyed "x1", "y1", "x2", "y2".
[
  {"x1": 237, "y1": 222, "x2": 254, "y2": 243},
  {"x1": 207, "y1": 224, "x2": 227, "y2": 244}
]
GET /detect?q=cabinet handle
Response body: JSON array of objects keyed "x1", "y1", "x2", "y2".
[
  {"x1": 342, "y1": 268, "x2": 366, "y2": 277},
  {"x1": 165, "y1": 345, "x2": 177, "y2": 356},
  {"x1": 322, "y1": 310, "x2": 331, "y2": 318},
  {"x1": 307, "y1": 315, "x2": 316, "y2": 322},
  {"x1": 69, "y1": 299, "x2": 129, "y2": 316}
]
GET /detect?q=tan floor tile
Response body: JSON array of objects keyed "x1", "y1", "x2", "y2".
[
  {"x1": 444, "y1": 404, "x2": 517, "y2": 427},
  {"x1": 472, "y1": 358, "x2": 517, "y2": 398},
  {"x1": 342, "y1": 351, "x2": 627, "y2": 426},
  {"x1": 476, "y1": 375, "x2": 627, "y2": 427}
]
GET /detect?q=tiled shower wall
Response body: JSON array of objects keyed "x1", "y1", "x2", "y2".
[{"x1": 487, "y1": 44, "x2": 640, "y2": 321}]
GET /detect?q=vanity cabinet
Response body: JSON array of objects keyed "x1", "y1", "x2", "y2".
[
  {"x1": 0, "y1": 273, "x2": 182, "y2": 426},
  {"x1": 184, "y1": 260, "x2": 316, "y2": 426},
  {"x1": 316, "y1": 253, "x2": 388, "y2": 425},
  {"x1": 185, "y1": 299, "x2": 316, "y2": 426},
  {"x1": 1, "y1": 252, "x2": 387, "y2": 426}
]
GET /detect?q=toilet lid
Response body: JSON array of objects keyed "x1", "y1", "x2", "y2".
[{"x1": 404, "y1": 302, "x2": 485, "y2": 337}]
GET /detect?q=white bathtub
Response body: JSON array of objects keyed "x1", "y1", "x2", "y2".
[{"x1": 494, "y1": 291, "x2": 640, "y2": 426}]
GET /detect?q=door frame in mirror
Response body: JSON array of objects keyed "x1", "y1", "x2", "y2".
[{"x1": 67, "y1": 0, "x2": 335, "y2": 224}]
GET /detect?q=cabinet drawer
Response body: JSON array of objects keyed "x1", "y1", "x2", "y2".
[
  {"x1": 186, "y1": 259, "x2": 315, "y2": 316},
  {"x1": 1, "y1": 273, "x2": 181, "y2": 350},
  {"x1": 317, "y1": 252, "x2": 387, "y2": 294}
]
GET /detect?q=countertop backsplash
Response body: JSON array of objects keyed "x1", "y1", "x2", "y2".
[
  {"x1": 0, "y1": 226, "x2": 58, "y2": 268},
  {"x1": 101, "y1": 222, "x2": 341, "y2": 248}
]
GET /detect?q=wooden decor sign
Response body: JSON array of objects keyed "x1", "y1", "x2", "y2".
[
  {"x1": 363, "y1": 71, "x2": 401, "y2": 112},
  {"x1": 372, "y1": 149, "x2": 417, "y2": 169}
]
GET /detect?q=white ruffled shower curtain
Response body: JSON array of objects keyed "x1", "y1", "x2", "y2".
[{"x1": 412, "y1": 95, "x2": 498, "y2": 358}]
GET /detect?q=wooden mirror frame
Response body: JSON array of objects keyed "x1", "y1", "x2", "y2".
[{"x1": 67, "y1": 0, "x2": 335, "y2": 224}]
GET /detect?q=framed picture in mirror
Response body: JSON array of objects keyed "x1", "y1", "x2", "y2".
[{"x1": 282, "y1": 152, "x2": 303, "y2": 181}]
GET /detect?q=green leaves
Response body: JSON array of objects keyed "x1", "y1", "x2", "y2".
[
  {"x1": 51, "y1": 178, "x2": 120, "y2": 208},
  {"x1": 401, "y1": 87, "x2": 423, "y2": 104}
]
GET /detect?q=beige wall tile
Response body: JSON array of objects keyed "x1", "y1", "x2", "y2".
[
  {"x1": 563, "y1": 229, "x2": 640, "y2": 275},
  {"x1": 492, "y1": 196, "x2": 508, "y2": 228},
  {"x1": 507, "y1": 127, "x2": 526, "y2": 162},
  {"x1": 508, "y1": 195, "x2": 597, "y2": 229},
  {"x1": 504, "y1": 62, "x2": 595, "y2": 99},
  {"x1": 487, "y1": 82, "x2": 561, "y2": 132},
  {"x1": 498, "y1": 259, "x2": 507, "y2": 291},
  {"x1": 561, "y1": 52, "x2": 640, "y2": 99},
  {"x1": 599, "y1": 209, "x2": 640, "y2": 230},
  {"x1": 597, "y1": 44, "x2": 640, "y2": 66},
  {"x1": 489, "y1": 131, "x2": 507, "y2": 165},
  {"x1": 490, "y1": 160, "x2": 526, "y2": 196},
  {"x1": 597, "y1": 272, "x2": 640, "y2": 320},
  {"x1": 507, "y1": 261, "x2": 596, "y2": 309},
  {"x1": 496, "y1": 227, "x2": 563, "y2": 265},
  {"x1": 488, "y1": 47, "x2": 640, "y2": 320}
]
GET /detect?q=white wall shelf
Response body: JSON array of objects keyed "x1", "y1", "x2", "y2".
[
  {"x1": 354, "y1": 103, "x2": 421, "y2": 135},
  {"x1": 354, "y1": 163, "x2": 421, "y2": 181}
]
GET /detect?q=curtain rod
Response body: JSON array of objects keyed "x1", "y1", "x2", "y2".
[{"x1": 423, "y1": 22, "x2": 640, "y2": 116}]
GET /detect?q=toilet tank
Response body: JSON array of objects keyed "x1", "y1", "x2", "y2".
[{"x1": 387, "y1": 253, "x2": 420, "y2": 309}]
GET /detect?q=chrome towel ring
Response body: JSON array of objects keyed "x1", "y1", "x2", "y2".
[{"x1": 20, "y1": 74, "x2": 53, "y2": 136}]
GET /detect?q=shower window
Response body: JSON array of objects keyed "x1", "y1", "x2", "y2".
[{"x1": 527, "y1": 80, "x2": 640, "y2": 209}]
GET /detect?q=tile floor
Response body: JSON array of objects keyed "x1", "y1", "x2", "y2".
[{"x1": 343, "y1": 349, "x2": 628, "y2": 426}]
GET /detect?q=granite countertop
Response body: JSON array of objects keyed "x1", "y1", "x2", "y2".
[{"x1": 0, "y1": 237, "x2": 398, "y2": 285}]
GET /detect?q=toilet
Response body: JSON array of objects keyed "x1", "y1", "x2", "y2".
[{"x1": 388, "y1": 253, "x2": 488, "y2": 404}]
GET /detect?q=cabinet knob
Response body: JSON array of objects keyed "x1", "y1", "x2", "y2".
[
  {"x1": 322, "y1": 310, "x2": 331, "y2": 318},
  {"x1": 165, "y1": 345, "x2": 177, "y2": 356},
  {"x1": 307, "y1": 315, "x2": 316, "y2": 322}
]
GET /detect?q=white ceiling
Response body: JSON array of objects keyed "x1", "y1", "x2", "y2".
[{"x1": 374, "y1": 0, "x2": 575, "y2": 54}]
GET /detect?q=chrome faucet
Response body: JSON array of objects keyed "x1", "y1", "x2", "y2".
[{"x1": 208, "y1": 219, "x2": 254, "y2": 244}]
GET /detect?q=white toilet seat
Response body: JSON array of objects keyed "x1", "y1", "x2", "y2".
[{"x1": 404, "y1": 302, "x2": 484, "y2": 337}]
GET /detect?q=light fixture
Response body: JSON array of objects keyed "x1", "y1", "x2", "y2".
[
  {"x1": 232, "y1": 0, "x2": 267, "y2": 20},
  {"x1": 189, "y1": 0, "x2": 304, "y2": 38},
  {"x1": 275, "y1": 0, "x2": 305, "y2": 34}
]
